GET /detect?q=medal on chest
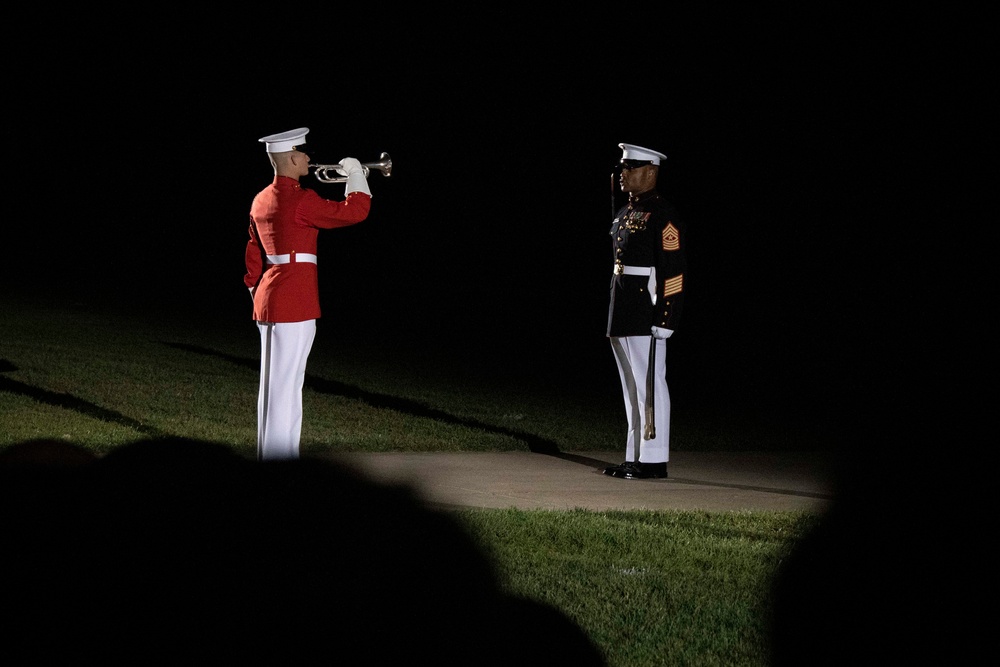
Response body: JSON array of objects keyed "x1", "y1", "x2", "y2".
[{"x1": 623, "y1": 210, "x2": 651, "y2": 232}]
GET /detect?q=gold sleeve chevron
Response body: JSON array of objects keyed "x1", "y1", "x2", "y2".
[
  {"x1": 662, "y1": 223, "x2": 680, "y2": 251},
  {"x1": 662, "y1": 274, "x2": 683, "y2": 298}
]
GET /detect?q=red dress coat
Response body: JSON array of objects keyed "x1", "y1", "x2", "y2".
[{"x1": 244, "y1": 176, "x2": 371, "y2": 323}]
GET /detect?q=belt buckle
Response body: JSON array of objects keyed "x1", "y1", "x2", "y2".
[{"x1": 614, "y1": 261, "x2": 624, "y2": 275}]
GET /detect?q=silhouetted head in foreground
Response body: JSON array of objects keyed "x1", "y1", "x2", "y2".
[
  {"x1": 768, "y1": 399, "x2": 987, "y2": 666},
  {"x1": 0, "y1": 438, "x2": 605, "y2": 665}
]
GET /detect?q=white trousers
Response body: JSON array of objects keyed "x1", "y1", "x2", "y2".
[
  {"x1": 257, "y1": 320, "x2": 316, "y2": 461},
  {"x1": 610, "y1": 336, "x2": 670, "y2": 464}
]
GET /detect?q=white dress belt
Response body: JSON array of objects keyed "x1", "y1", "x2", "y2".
[
  {"x1": 266, "y1": 253, "x2": 317, "y2": 265},
  {"x1": 614, "y1": 264, "x2": 652, "y2": 276},
  {"x1": 613, "y1": 264, "x2": 658, "y2": 305}
]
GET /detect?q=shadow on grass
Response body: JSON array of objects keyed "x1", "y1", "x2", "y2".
[
  {"x1": 160, "y1": 342, "x2": 610, "y2": 462},
  {"x1": 3, "y1": 347, "x2": 608, "y2": 464},
  {"x1": 0, "y1": 360, "x2": 167, "y2": 438}
]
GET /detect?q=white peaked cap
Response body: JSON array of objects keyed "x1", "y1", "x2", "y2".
[
  {"x1": 259, "y1": 127, "x2": 310, "y2": 153},
  {"x1": 619, "y1": 143, "x2": 667, "y2": 165}
]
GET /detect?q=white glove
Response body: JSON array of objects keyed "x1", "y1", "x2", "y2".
[
  {"x1": 342, "y1": 159, "x2": 371, "y2": 196},
  {"x1": 337, "y1": 157, "x2": 364, "y2": 176},
  {"x1": 651, "y1": 326, "x2": 673, "y2": 339}
]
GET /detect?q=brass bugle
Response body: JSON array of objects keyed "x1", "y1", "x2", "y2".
[{"x1": 311, "y1": 152, "x2": 392, "y2": 183}]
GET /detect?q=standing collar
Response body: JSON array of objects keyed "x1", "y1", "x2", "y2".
[{"x1": 627, "y1": 190, "x2": 660, "y2": 207}]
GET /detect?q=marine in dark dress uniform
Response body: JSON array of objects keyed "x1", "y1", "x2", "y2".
[{"x1": 604, "y1": 143, "x2": 686, "y2": 480}]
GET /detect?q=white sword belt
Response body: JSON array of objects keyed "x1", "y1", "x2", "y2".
[{"x1": 266, "y1": 253, "x2": 317, "y2": 265}]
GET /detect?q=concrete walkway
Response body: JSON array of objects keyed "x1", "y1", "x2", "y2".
[{"x1": 322, "y1": 450, "x2": 838, "y2": 512}]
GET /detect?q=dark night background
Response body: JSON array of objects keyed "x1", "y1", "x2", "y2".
[{"x1": 7, "y1": 7, "x2": 982, "y2": 456}]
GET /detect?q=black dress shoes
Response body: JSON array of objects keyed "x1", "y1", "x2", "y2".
[{"x1": 603, "y1": 461, "x2": 668, "y2": 480}]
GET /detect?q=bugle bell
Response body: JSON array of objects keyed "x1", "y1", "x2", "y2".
[{"x1": 310, "y1": 152, "x2": 392, "y2": 183}]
